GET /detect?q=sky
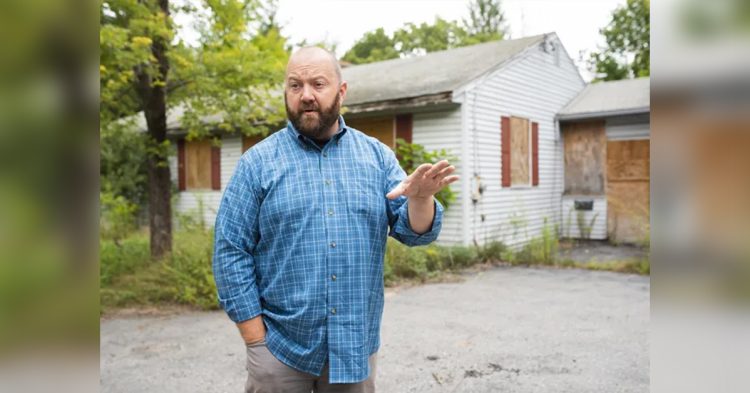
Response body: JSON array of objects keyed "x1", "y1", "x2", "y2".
[{"x1": 275, "y1": 0, "x2": 626, "y2": 81}]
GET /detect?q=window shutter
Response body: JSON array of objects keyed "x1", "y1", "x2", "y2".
[
  {"x1": 211, "y1": 142, "x2": 221, "y2": 190},
  {"x1": 177, "y1": 139, "x2": 186, "y2": 191},
  {"x1": 395, "y1": 114, "x2": 413, "y2": 144},
  {"x1": 532, "y1": 122, "x2": 539, "y2": 186},
  {"x1": 501, "y1": 116, "x2": 511, "y2": 187}
]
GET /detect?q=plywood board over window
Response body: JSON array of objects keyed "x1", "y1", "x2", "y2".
[
  {"x1": 510, "y1": 116, "x2": 530, "y2": 186},
  {"x1": 346, "y1": 117, "x2": 394, "y2": 147},
  {"x1": 185, "y1": 139, "x2": 213, "y2": 189},
  {"x1": 243, "y1": 134, "x2": 265, "y2": 153},
  {"x1": 562, "y1": 120, "x2": 607, "y2": 195},
  {"x1": 501, "y1": 116, "x2": 539, "y2": 188}
]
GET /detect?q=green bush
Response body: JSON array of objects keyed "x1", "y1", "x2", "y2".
[
  {"x1": 162, "y1": 229, "x2": 218, "y2": 309},
  {"x1": 100, "y1": 232, "x2": 150, "y2": 287},
  {"x1": 477, "y1": 241, "x2": 507, "y2": 263},
  {"x1": 100, "y1": 192, "x2": 139, "y2": 242},
  {"x1": 514, "y1": 219, "x2": 558, "y2": 265},
  {"x1": 444, "y1": 246, "x2": 478, "y2": 270},
  {"x1": 395, "y1": 139, "x2": 457, "y2": 210},
  {"x1": 384, "y1": 238, "x2": 428, "y2": 283}
]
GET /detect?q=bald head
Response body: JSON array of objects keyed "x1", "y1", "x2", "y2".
[{"x1": 287, "y1": 46, "x2": 342, "y2": 85}]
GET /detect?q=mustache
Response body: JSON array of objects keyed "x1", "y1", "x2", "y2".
[{"x1": 300, "y1": 104, "x2": 319, "y2": 112}]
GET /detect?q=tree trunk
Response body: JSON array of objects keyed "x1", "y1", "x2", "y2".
[{"x1": 137, "y1": 0, "x2": 172, "y2": 259}]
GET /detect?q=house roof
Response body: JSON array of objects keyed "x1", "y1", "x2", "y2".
[
  {"x1": 342, "y1": 34, "x2": 547, "y2": 107},
  {"x1": 558, "y1": 77, "x2": 650, "y2": 120}
]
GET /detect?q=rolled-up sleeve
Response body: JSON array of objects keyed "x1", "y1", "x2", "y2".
[
  {"x1": 382, "y1": 145, "x2": 444, "y2": 246},
  {"x1": 212, "y1": 155, "x2": 262, "y2": 323}
]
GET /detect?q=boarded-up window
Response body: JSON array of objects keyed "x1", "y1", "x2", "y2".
[
  {"x1": 346, "y1": 117, "x2": 395, "y2": 147},
  {"x1": 510, "y1": 117, "x2": 530, "y2": 185},
  {"x1": 185, "y1": 139, "x2": 213, "y2": 190},
  {"x1": 243, "y1": 135, "x2": 264, "y2": 152},
  {"x1": 501, "y1": 116, "x2": 539, "y2": 187}
]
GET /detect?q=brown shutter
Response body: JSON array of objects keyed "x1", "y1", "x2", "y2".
[
  {"x1": 177, "y1": 139, "x2": 186, "y2": 191},
  {"x1": 532, "y1": 122, "x2": 539, "y2": 186},
  {"x1": 501, "y1": 116, "x2": 511, "y2": 187},
  {"x1": 211, "y1": 141, "x2": 221, "y2": 190},
  {"x1": 395, "y1": 114, "x2": 413, "y2": 144}
]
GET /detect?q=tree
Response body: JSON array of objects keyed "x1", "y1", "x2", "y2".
[
  {"x1": 463, "y1": 0, "x2": 509, "y2": 43},
  {"x1": 394, "y1": 17, "x2": 471, "y2": 56},
  {"x1": 342, "y1": 0, "x2": 510, "y2": 65},
  {"x1": 588, "y1": 0, "x2": 650, "y2": 81},
  {"x1": 341, "y1": 28, "x2": 399, "y2": 65},
  {"x1": 100, "y1": 0, "x2": 288, "y2": 258}
]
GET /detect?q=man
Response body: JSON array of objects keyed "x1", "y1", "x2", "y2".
[{"x1": 212, "y1": 47, "x2": 458, "y2": 393}]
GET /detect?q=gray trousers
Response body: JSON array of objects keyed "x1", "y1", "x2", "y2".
[{"x1": 245, "y1": 340, "x2": 377, "y2": 393}]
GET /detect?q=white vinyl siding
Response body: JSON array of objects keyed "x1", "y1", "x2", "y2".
[
  {"x1": 411, "y1": 108, "x2": 464, "y2": 245},
  {"x1": 560, "y1": 196, "x2": 608, "y2": 240}
]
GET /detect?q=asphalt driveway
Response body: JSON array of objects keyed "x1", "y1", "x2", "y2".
[{"x1": 100, "y1": 266, "x2": 649, "y2": 392}]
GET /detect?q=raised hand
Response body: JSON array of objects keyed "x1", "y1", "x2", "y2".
[{"x1": 386, "y1": 160, "x2": 459, "y2": 201}]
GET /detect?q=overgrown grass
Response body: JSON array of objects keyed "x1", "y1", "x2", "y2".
[
  {"x1": 100, "y1": 229, "x2": 218, "y2": 312},
  {"x1": 101, "y1": 227, "x2": 649, "y2": 312}
]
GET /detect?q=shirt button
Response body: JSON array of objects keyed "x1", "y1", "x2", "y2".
[
  {"x1": 325, "y1": 179, "x2": 332, "y2": 186},
  {"x1": 322, "y1": 152, "x2": 328, "y2": 157},
  {"x1": 329, "y1": 241, "x2": 336, "y2": 248},
  {"x1": 331, "y1": 308, "x2": 336, "y2": 315},
  {"x1": 327, "y1": 209, "x2": 334, "y2": 216},
  {"x1": 331, "y1": 274, "x2": 337, "y2": 281}
]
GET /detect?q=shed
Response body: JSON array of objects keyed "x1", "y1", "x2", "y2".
[{"x1": 557, "y1": 77, "x2": 650, "y2": 244}]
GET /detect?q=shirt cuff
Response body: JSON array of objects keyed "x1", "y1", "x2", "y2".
[
  {"x1": 219, "y1": 291, "x2": 263, "y2": 323},
  {"x1": 390, "y1": 198, "x2": 444, "y2": 246}
]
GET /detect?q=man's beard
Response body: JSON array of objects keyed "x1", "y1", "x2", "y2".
[{"x1": 285, "y1": 92, "x2": 341, "y2": 140}]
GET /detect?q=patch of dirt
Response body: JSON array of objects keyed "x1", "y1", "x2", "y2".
[{"x1": 558, "y1": 239, "x2": 648, "y2": 264}]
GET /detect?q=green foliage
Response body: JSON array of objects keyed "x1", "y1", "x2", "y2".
[
  {"x1": 100, "y1": 232, "x2": 150, "y2": 287},
  {"x1": 576, "y1": 211, "x2": 599, "y2": 240},
  {"x1": 100, "y1": 124, "x2": 149, "y2": 208},
  {"x1": 342, "y1": 1, "x2": 509, "y2": 65},
  {"x1": 100, "y1": 192, "x2": 140, "y2": 242},
  {"x1": 462, "y1": 0, "x2": 509, "y2": 42},
  {"x1": 588, "y1": 0, "x2": 650, "y2": 81},
  {"x1": 100, "y1": 228, "x2": 218, "y2": 311},
  {"x1": 477, "y1": 241, "x2": 507, "y2": 263},
  {"x1": 514, "y1": 219, "x2": 558, "y2": 265},
  {"x1": 162, "y1": 229, "x2": 217, "y2": 309},
  {"x1": 341, "y1": 28, "x2": 400, "y2": 65},
  {"x1": 395, "y1": 138, "x2": 457, "y2": 209}
]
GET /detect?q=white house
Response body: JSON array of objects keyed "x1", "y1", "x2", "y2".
[{"x1": 169, "y1": 33, "x2": 587, "y2": 248}]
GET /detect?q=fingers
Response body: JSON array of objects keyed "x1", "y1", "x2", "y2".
[
  {"x1": 386, "y1": 181, "x2": 406, "y2": 200},
  {"x1": 424, "y1": 160, "x2": 449, "y2": 179},
  {"x1": 434, "y1": 164, "x2": 455, "y2": 180},
  {"x1": 439, "y1": 175, "x2": 459, "y2": 187},
  {"x1": 409, "y1": 163, "x2": 432, "y2": 180}
]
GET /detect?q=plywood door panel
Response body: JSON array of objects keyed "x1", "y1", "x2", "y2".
[
  {"x1": 607, "y1": 139, "x2": 650, "y2": 243},
  {"x1": 346, "y1": 117, "x2": 394, "y2": 148},
  {"x1": 186, "y1": 139, "x2": 212, "y2": 190}
]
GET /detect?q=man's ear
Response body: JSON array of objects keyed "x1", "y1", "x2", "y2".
[{"x1": 339, "y1": 81, "x2": 348, "y2": 101}]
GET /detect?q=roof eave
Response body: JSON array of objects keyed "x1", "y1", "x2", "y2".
[
  {"x1": 557, "y1": 106, "x2": 651, "y2": 122},
  {"x1": 344, "y1": 91, "x2": 454, "y2": 115}
]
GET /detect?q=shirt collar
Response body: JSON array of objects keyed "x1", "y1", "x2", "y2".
[{"x1": 286, "y1": 115, "x2": 348, "y2": 148}]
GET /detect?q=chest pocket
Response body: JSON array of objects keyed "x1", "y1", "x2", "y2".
[{"x1": 347, "y1": 180, "x2": 386, "y2": 219}]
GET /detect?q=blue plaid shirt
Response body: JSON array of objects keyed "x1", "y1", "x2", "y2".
[{"x1": 212, "y1": 116, "x2": 443, "y2": 383}]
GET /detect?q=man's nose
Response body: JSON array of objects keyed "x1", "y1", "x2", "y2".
[{"x1": 300, "y1": 85, "x2": 315, "y2": 103}]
